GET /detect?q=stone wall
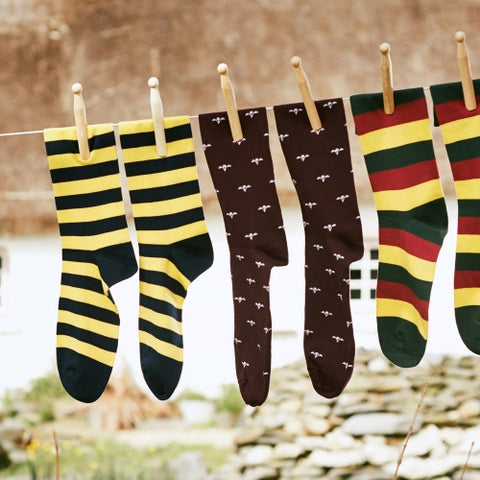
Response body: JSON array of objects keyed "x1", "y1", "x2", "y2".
[{"x1": 214, "y1": 350, "x2": 480, "y2": 480}]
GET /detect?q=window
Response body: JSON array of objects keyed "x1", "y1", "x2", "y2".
[{"x1": 350, "y1": 245, "x2": 378, "y2": 301}]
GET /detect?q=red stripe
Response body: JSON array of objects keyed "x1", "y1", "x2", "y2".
[
  {"x1": 369, "y1": 159, "x2": 439, "y2": 192},
  {"x1": 454, "y1": 270, "x2": 480, "y2": 289},
  {"x1": 377, "y1": 280, "x2": 429, "y2": 320},
  {"x1": 379, "y1": 227, "x2": 442, "y2": 262},
  {"x1": 434, "y1": 96, "x2": 480, "y2": 125},
  {"x1": 450, "y1": 157, "x2": 480, "y2": 181},
  {"x1": 354, "y1": 98, "x2": 428, "y2": 135},
  {"x1": 457, "y1": 217, "x2": 480, "y2": 235}
]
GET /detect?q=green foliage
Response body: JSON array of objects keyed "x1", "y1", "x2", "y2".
[
  {"x1": 216, "y1": 384, "x2": 244, "y2": 415},
  {"x1": 176, "y1": 389, "x2": 208, "y2": 401},
  {"x1": 23, "y1": 371, "x2": 67, "y2": 403},
  {"x1": 0, "y1": 438, "x2": 230, "y2": 480}
]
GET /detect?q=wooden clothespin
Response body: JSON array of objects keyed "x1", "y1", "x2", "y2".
[
  {"x1": 455, "y1": 31, "x2": 477, "y2": 111},
  {"x1": 148, "y1": 77, "x2": 167, "y2": 157},
  {"x1": 290, "y1": 56, "x2": 322, "y2": 130},
  {"x1": 217, "y1": 63, "x2": 244, "y2": 142},
  {"x1": 379, "y1": 43, "x2": 395, "y2": 115},
  {"x1": 72, "y1": 83, "x2": 90, "y2": 160}
]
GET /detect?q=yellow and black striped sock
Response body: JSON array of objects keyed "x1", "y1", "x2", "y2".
[
  {"x1": 119, "y1": 117, "x2": 214, "y2": 400},
  {"x1": 44, "y1": 124, "x2": 138, "y2": 403}
]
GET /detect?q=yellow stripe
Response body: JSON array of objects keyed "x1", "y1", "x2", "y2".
[
  {"x1": 132, "y1": 193, "x2": 202, "y2": 218},
  {"x1": 373, "y1": 179, "x2": 444, "y2": 211},
  {"x1": 48, "y1": 145, "x2": 118, "y2": 170},
  {"x1": 126, "y1": 165, "x2": 198, "y2": 191},
  {"x1": 377, "y1": 298, "x2": 428, "y2": 339},
  {"x1": 140, "y1": 281, "x2": 185, "y2": 310},
  {"x1": 58, "y1": 310, "x2": 119, "y2": 338},
  {"x1": 166, "y1": 137, "x2": 194, "y2": 157},
  {"x1": 440, "y1": 116, "x2": 480, "y2": 144},
  {"x1": 137, "y1": 220, "x2": 208, "y2": 245},
  {"x1": 118, "y1": 116, "x2": 189, "y2": 136},
  {"x1": 454, "y1": 178, "x2": 480, "y2": 200},
  {"x1": 56, "y1": 335, "x2": 116, "y2": 367},
  {"x1": 456, "y1": 234, "x2": 480, "y2": 253},
  {"x1": 140, "y1": 257, "x2": 190, "y2": 289},
  {"x1": 455, "y1": 288, "x2": 480, "y2": 308},
  {"x1": 61, "y1": 260, "x2": 99, "y2": 277},
  {"x1": 60, "y1": 284, "x2": 118, "y2": 313},
  {"x1": 44, "y1": 124, "x2": 113, "y2": 143},
  {"x1": 122, "y1": 144, "x2": 160, "y2": 163},
  {"x1": 139, "y1": 305, "x2": 183, "y2": 335},
  {"x1": 139, "y1": 331, "x2": 183, "y2": 362},
  {"x1": 52, "y1": 172, "x2": 121, "y2": 197},
  {"x1": 358, "y1": 119, "x2": 431, "y2": 155},
  {"x1": 57, "y1": 201, "x2": 126, "y2": 224},
  {"x1": 380, "y1": 245, "x2": 436, "y2": 282},
  {"x1": 60, "y1": 228, "x2": 131, "y2": 251}
]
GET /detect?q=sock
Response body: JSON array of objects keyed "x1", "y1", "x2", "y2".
[
  {"x1": 44, "y1": 124, "x2": 138, "y2": 403},
  {"x1": 119, "y1": 116, "x2": 214, "y2": 400},
  {"x1": 273, "y1": 99, "x2": 364, "y2": 398},
  {"x1": 199, "y1": 107, "x2": 289, "y2": 406},
  {"x1": 430, "y1": 80, "x2": 480, "y2": 354},
  {"x1": 350, "y1": 87, "x2": 448, "y2": 367}
]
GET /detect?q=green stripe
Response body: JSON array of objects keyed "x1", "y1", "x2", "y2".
[
  {"x1": 430, "y1": 79, "x2": 480, "y2": 105},
  {"x1": 379, "y1": 263, "x2": 433, "y2": 302},
  {"x1": 350, "y1": 87, "x2": 425, "y2": 116},
  {"x1": 364, "y1": 140, "x2": 435, "y2": 174},
  {"x1": 445, "y1": 137, "x2": 480, "y2": 162},
  {"x1": 455, "y1": 252, "x2": 480, "y2": 271},
  {"x1": 378, "y1": 199, "x2": 448, "y2": 245},
  {"x1": 458, "y1": 199, "x2": 480, "y2": 217},
  {"x1": 454, "y1": 306, "x2": 480, "y2": 354}
]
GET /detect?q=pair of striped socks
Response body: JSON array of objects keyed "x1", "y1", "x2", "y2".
[
  {"x1": 44, "y1": 117, "x2": 213, "y2": 403},
  {"x1": 351, "y1": 83, "x2": 480, "y2": 367}
]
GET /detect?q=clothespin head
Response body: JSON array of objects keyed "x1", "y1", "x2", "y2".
[
  {"x1": 217, "y1": 63, "x2": 244, "y2": 142},
  {"x1": 72, "y1": 83, "x2": 90, "y2": 160},
  {"x1": 290, "y1": 56, "x2": 322, "y2": 131},
  {"x1": 148, "y1": 76, "x2": 167, "y2": 157},
  {"x1": 379, "y1": 43, "x2": 395, "y2": 115},
  {"x1": 455, "y1": 31, "x2": 477, "y2": 111}
]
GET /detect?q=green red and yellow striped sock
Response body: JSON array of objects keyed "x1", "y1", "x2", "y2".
[
  {"x1": 44, "y1": 124, "x2": 138, "y2": 402},
  {"x1": 431, "y1": 80, "x2": 480, "y2": 354},
  {"x1": 119, "y1": 116, "x2": 214, "y2": 400},
  {"x1": 350, "y1": 88, "x2": 448, "y2": 367}
]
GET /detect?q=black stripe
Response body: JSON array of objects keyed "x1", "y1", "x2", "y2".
[
  {"x1": 165, "y1": 122, "x2": 192, "y2": 143},
  {"x1": 50, "y1": 160, "x2": 120, "y2": 183},
  {"x1": 124, "y1": 152, "x2": 195, "y2": 177},
  {"x1": 59, "y1": 297, "x2": 119, "y2": 325},
  {"x1": 46, "y1": 131, "x2": 115, "y2": 156},
  {"x1": 134, "y1": 208, "x2": 204, "y2": 231},
  {"x1": 61, "y1": 272, "x2": 103, "y2": 292},
  {"x1": 120, "y1": 131, "x2": 156, "y2": 149},
  {"x1": 140, "y1": 268, "x2": 187, "y2": 298},
  {"x1": 54, "y1": 188, "x2": 123, "y2": 210},
  {"x1": 140, "y1": 293, "x2": 181, "y2": 319},
  {"x1": 139, "y1": 318, "x2": 183, "y2": 348},
  {"x1": 59, "y1": 215, "x2": 128, "y2": 236},
  {"x1": 57, "y1": 322, "x2": 118, "y2": 352},
  {"x1": 129, "y1": 180, "x2": 200, "y2": 204}
]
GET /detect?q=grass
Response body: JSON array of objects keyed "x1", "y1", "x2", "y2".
[{"x1": 0, "y1": 436, "x2": 232, "y2": 479}]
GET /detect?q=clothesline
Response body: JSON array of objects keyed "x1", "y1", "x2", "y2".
[{"x1": 0, "y1": 86, "x2": 439, "y2": 139}]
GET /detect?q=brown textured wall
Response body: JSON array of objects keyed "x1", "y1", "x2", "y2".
[{"x1": 1, "y1": 0, "x2": 479, "y2": 233}]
